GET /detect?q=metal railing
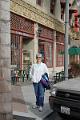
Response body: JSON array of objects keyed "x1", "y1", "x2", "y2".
[
  {"x1": 11, "y1": 69, "x2": 30, "y2": 85},
  {"x1": 53, "y1": 70, "x2": 73, "y2": 84}
]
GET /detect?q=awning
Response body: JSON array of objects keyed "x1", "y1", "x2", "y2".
[
  {"x1": 69, "y1": 47, "x2": 80, "y2": 55},
  {"x1": 59, "y1": 47, "x2": 80, "y2": 56},
  {"x1": 60, "y1": 0, "x2": 72, "y2": 5}
]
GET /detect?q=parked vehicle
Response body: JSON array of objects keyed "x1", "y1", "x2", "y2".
[{"x1": 49, "y1": 77, "x2": 80, "y2": 119}]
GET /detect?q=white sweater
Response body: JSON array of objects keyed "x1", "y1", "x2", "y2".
[{"x1": 30, "y1": 62, "x2": 49, "y2": 83}]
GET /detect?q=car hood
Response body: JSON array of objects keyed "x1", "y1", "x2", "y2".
[{"x1": 53, "y1": 77, "x2": 80, "y2": 91}]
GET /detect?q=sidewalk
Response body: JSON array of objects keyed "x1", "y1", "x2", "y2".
[{"x1": 12, "y1": 81, "x2": 52, "y2": 120}]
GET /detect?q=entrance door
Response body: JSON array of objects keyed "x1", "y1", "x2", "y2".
[
  {"x1": 22, "y1": 50, "x2": 30, "y2": 69},
  {"x1": 22, "y1": 37, "x2": 32, "y2": 69}
]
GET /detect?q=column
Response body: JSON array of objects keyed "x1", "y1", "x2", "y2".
[
  {"x1": 20, "y1": 36, "x2": 22, "y2": 69},
  {"x1": 0, "y1": 0, "x2": 12, "y2": 120},
  {"x1": 53, "y1": 31, "x2": 57, "y2": 74},
  {"x1": 33, "y1": 23, "x2": 38, "y2": 63},
  {"x1": 55, "y1": 0, "x2": 61, "y2": 20}
]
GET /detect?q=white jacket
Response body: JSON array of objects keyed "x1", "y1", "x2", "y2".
[{"x1": 30, "y1": 62, "x2": 49, "y2": 83}]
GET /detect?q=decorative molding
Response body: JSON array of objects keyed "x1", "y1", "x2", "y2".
[
  {"x1": 70, "y1": 28, "x2": 80, "y2": 40},
  {"x1": 10, "y1": 0, "x2": 65, "y2": 33},
  {"x1": 11, "y1": 12, "x2": 34, "y2": 37}
]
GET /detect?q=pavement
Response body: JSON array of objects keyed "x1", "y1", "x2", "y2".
[{"x1": 12, "y1": 81, "x2": 52, "y2": 120}]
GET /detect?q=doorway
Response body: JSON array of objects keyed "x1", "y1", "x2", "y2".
[{"x1": 22, "y1": 37, "x2": 32, "y2": 70}]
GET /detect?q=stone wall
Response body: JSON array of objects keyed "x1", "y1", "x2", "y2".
[{"x1": 10, "y1": 0, "x2": 65, "y2": 33}]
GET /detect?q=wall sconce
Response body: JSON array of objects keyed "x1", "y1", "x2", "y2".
[{"x1": 37, "y1": 26, "x2": 42, "y2": 37}]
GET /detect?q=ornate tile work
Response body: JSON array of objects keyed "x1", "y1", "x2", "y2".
[{"x1": 10, "y1": 0, "x2": 65, "y2": 33}]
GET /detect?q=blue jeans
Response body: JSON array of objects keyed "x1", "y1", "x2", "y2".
[{"x1": 33, "y1": 82, "x2": 45, "y2": 107}]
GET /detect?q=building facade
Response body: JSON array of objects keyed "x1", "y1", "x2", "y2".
[{"x1": 10, "y1": 0, "x2": 73, "y2": 74}]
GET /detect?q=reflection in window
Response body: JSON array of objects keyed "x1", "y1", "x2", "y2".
[
  {"x1": 36, "y1": 0, "x2": 42, "y2": 6},
  {"x1": 45, "y1": 43, "x2": 53, "y2": 67},
  {"x1": 56, "y1": 43, "x2": 64, "y2": 66},
  {"x1": 61, "y1": 5, "x2": 65, "y2": 20},
  {"x1": 39, "y1": 42, "x2": 53, "y2": 67},
  {"x1": 11, "y1": 34, "x2": 20, "y2": 68},
  {"x1": 50, "y1": 0, "x2": 55, "y2": 14}
]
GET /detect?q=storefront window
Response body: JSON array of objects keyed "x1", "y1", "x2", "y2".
[
  {"x1": 45, "y1": 43, "x2": 53, "y2": 67},
  {"x1": 36, "y1": 0, "x2": 42, "y2": 6},
  {"x1": 38, "y1": 25, "x2": 54, "y2": 68},
  {"x1": 56, "y1": 32, "x2": 64, "y2": 66},
  {"x1": 56, "y1": 43, "x2": 64, "y2": 66},
  {"x1": 11, "y1": 34, "x2": 20, "y2": 68},
  {"x1": 39, "y1": 42, "x2": 53, "y2": 67},
  {"x1": 50, "y1": 0, "x2": 56, "y2": 14}
]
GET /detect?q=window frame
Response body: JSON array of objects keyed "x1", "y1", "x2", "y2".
[
  {"x1": 56, "y1": 43, "x2": 64, "y2": 67},
  {"x1": 11, "y1": 34, "x2": 20, "y2": 68},
  {"x1": 36, "y1": 0, "x2": 42, "y2": 6},
  {"x1": 50, "y1": 0, "x2": 56, "y2": 14}
]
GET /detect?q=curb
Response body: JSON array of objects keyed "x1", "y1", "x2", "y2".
[
  {"x1": 13, "y1": 111, "x2": 36, "y2": 120},
  {"x1": 13, "y1": 115, "x2": 35, "y2": 120}
]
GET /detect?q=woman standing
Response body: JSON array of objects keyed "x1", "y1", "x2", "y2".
[{"x1": 30, "y1": 53, "x2": 49, "y2": 112}]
